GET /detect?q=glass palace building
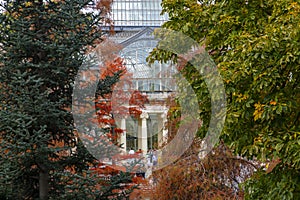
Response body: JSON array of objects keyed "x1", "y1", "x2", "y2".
[{"x1": 109, "y1": 0, "x2": 176, "y2": 154}]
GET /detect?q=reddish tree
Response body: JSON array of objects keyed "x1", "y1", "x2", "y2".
[
  {"x1": 93, "y1": 41, "x2": 149, "y2": 144},
  {"x1": 71, "y1": 39, "x2": 150, "y2": 198},
  {"x1": 78, "y1": 39, "x2": 148, "y2": 144}
]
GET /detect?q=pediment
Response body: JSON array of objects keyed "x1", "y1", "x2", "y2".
[{"x1": 120, "y1": 27, "x2": 156, "y2": 47}]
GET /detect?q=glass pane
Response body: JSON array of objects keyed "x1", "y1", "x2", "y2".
[{"x1": 112, "y1": 0, "x2": 168, "y2": 26}]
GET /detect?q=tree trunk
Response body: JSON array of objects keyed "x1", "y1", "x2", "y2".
[{"x1": 39, "y1": 169, "x2": 49, "y2": 200}]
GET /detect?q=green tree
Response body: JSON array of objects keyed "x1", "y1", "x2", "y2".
[
  {"x1": 0, "y1": 1, "x2": 134, "y2": 199},
  {"x1": 148, "y1": 0, "x2": 300, "y2": 199}
]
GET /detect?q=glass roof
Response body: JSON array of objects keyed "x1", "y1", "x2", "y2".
[
  {"x1": 110, "y1": 0, "x2": 176, "y2": 92},
  {"x1": 111, "y1": 0, "x2": 168, "y2": 27},
  {"x1": 120, "y1": 38, "x2": 177, "y2": 92},
  {"x1": 120, "y1": 39, "x2": 159, "y2": 79}
]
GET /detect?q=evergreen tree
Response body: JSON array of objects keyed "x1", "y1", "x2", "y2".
[{"x1": 0, "y1": 1, "x2": 134, "y2": 199}]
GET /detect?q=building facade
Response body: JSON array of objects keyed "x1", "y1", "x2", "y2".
[{"x1": 109, "y1": 0, "x2": 177, "y2": 154}]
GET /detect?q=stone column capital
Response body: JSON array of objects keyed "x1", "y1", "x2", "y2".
[{"x1": 140, "y1": 111, "x2": 149, "y2": 119}]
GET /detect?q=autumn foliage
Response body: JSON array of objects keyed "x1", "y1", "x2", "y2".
[
  {"x1": 143, "y1": 95, "x2": 257, "y2": 199},
  {"x1": 149, "y1": 140, "x2": 257, "y2": 200},
  {"x1": 90, "y1": 41, "x2": 149, "y2": 142}
]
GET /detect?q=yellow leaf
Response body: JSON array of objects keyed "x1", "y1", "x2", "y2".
[
  {"x1": 24, "y1": 2, "x2": 33, "y2": 7},
  {"x1": 253, "y1": 102, "x2": 264, "y2": 121}
]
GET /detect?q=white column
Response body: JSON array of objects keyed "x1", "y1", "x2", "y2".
[
  {"x1": 161, "y1": 111, "x2": 168, "y2": 141},
  {"x1": 120, "y1": 118, "x2": 126, "y2": 152},
  {"x1": 140, "y1": 112, "x2": 149, "y2": 154},
  {"x1": 138, "y1": 119, "x2": 142, "y2": 150}
]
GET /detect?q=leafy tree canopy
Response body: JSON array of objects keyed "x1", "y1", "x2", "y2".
[{"x1": 148, "y1": 0, "x2": 300, "y2": 199}]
